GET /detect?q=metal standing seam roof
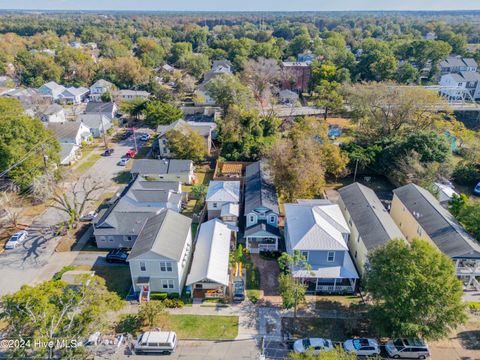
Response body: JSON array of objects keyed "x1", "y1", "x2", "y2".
[
  {"x1": 244, "y1": 161, "x2": 279, "y2": 214},
  {"x1": 77, "y1": 113, "x2": 111, "y2": 129},
  {"x1": 131, "y1": 159, "x2": 193, "y2": 175},
  {"x1": 338, "y1": 183, "x2": 405, "y2": 251},
  {"x1": 186, "y1": 219, "x2": 231, "y2": 287},
  {"x1": 244, "y1": 221, "x2": 281, "y2": 238},
  {"x1": 206, "y1": 181, "x2": 240, "y2": 203},
  {"x1": 393, "y1": 183, "x2": 480, "y2": 259},
  {"x1": 284, "y1": 202, "x2": 350, "y2": 251},
  {"x1": 156, "y1": 119, "x2": 216, "y2": 138},
  {"x1": 128, "y1": 209, "x2": 192, "y2": 261}
]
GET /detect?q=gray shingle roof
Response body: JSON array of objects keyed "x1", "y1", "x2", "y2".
[
  {"x1": 85, "y1": 102, "x2": 115, "y2": 114},
  {"x1": 244, "y1": 161, "x2": 279, "y2": 214},
  {"x1": 393, "y1": 183, "x2": 480, "y2": 259},
  {"x1": 47, "y1": 121, "x2": 83, "y2": 140},
  {"x1": 131, "y1": 159, "x2": 192, "y2": 176},
  {"x1": 244, "y1": 221, "x2": 281, "y2": 238},
  {"x1": 338, "y1": 183, "x2": 405, "y2": 250},
  {"x1": 128, "y1": 209, "x2": 192, "y2": 261},
  {"x1": 157, "y1": 119, "x2": 215, "y2": 138}
]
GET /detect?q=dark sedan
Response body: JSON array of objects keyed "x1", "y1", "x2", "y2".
[{"x1": 106, "y1": 249, "x2": 129, "y2": 264}]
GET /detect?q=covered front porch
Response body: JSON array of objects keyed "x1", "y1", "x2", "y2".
[
  {"x1": 301, "y1": 277, "x2": 357, "y2": 294},
  {"x1": 246, "y1": 236, "x2": 279, "y2": 253},
  {"x1": 456, "y1": 259, "x2": 480, "y2": 290},
  {"x1": 189, "y1": 281, "x2": 228, "y2": 299}
]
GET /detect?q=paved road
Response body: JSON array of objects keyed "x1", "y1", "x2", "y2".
[
  {"x1": 0, "y1": 130, "x2": 152, "y2": 296},
  {"x1": 107, "y1": 339, "x2": 259, "y2": 360}
]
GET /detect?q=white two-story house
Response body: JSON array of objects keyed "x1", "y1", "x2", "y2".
[
  {"x1": 127, "y1": 209, "x2": 193, "y2": 301},
  {"x1": 244, "y1": 161, "x2": 281, "y2": 253},
  {"x1": 284, "y1": 201, "x2": 359, "y2": 294},
  {"x1": 205, "y1": 181, "x2": 240, "y2": 221},
  {"x1": 89, "y1": 79, "x2": 115, "y2": 102}
]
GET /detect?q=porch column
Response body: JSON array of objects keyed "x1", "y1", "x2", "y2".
[
  {"x1": 275, "y1": 238, "x2": 278, "y2": 251},
  {"x1": 333, "y1": 278, "x2": 337, "y2": 292},
  {"x1": 351, "y1": 278, "x2": 356, "y2": 292},
  {"x1": 246, "y1": 237, "x2": 249, "y2": 250}
]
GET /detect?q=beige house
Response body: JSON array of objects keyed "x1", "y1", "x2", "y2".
[
  {"x1": 337, "y1": 183, "x2": 405, "y2": 276},
  {"x1": 391, "y1": 183, "x2": 480, "y2": 290}
]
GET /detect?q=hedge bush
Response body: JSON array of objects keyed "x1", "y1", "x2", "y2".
[{"x1": 150, "y1": 292, "x2": 168, "y2": 301}]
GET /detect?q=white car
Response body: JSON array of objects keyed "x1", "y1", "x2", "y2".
[
  {"x1": 343, "y1": 338, "x2": 380, "y2": 356},
  {"x1": 117, "y1": 158, "x2": 129, "y2": 166},
  {"x1": 5, "y1": 231, "x2": 28, "y2": 249},
  {"x1": 80, "y1": 211, "x2": 98, "y2": 222},
  {"x1": 293, "y1": 338, "x2": 333, "y2": 355},
  {"x1": 140, "y1": 134, "x2": 150, "y2": 141}
]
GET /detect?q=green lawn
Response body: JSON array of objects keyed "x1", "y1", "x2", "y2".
[
  {"x1": 244, "y1": 255, "x2": 261, "y2": 303},
  {"x1": 92, "y1": 265, "x2": 131, "y2": 298},
  {"x1": 168, "y1": 315, "x2": 238, "y2": 340},
  {"x1": 75, "y1": 151, "x2": 102, "y2": 174}
]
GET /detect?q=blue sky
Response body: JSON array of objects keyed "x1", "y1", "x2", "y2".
[{"x1": 0, "y1": 0, "x2": 479, "y2": 11}]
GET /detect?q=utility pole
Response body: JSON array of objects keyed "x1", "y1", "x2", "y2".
[
  {"x1": 101, "y1": 114, "x2": 108, "y2": 149},
  {"x1": 132, "y1": 127, "x2": 138, "y2": 152},
  {"x1": 353, "y1": 158, "x2": 359, "y2": 182}
]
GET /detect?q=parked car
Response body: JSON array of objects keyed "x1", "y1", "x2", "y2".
[
  {"x1": 80, "y1": 211, "x2": 98, "y2": 222},
  {"x1": 134, "y1": 331, "x2": 177, "y2": 355},
  {"x1": 232, "y1": 279, "x2": 245, "y2": 302},
  {"x1": 140, "y1": 134, "x2": 150, "y2": 141},
  {"x1": 121, "y1": 130, "x2": 133, "y2": 140},
  {"x1": 106, "y1": 249, "x2": 129, "y2": 264},
  {"x1": 124, "y1": 149, "x2": 137, "y2": 158},
  {"x1": 5, "y1": 230, "x2": 28, "y2": 249},
  {"x1": 343, "y1": 338, "x2": 380, "y2": 356},
  {"x1": 293, "y1": 338, "x2": 333, "y2": 355},
  {"x1": 102, "y1": 148, "x2": 114, "y2": 156},
  {"x1": 117, "y1": 158, "x2": 129, "y2": 166},
  {"x1": 385, "y1": 338, "x2": 430, "y2": 359},
  {"x1": 473, "y1": 182, "x2": 480, "y2": 196}
]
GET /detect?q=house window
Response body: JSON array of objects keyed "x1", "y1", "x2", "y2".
[
  {"x1": 417, "y1": 226, "x2": 423, "y2": 236},
  {"x1": 108, "y1": 236, "x2": 114, "y2": 242},
  {"x1": 126, "y1": 236, "x2": 133, "y2": 241},
  {"x1": 249, "y1": 215, "x2": 255, "y2": 223},
  {"x1": 301, "y1": 251, "x2": 309, "y2": 261},
  {"x1": 140, "y1": 261, "x2": 146, "y2": 272},
  {"x1": 160, "y1": 261, "x2": 173, "y2": 272},
  {"x1": 162, "y1": 279, "x2": 174, "y2": 289},
  {"x1": 327, "y1": 252, "x2": 335, "y2": 262},
  {"x1": 269, "y1": 215, "x2": 276, "y2": 223},
  {"x1": 212, "y1": 203, "x2": 218, "y2": 208},
  {"x1": 354, "y1": 251, "x2": 357, "y2": 259}
]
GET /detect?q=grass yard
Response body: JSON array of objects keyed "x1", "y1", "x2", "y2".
[
  {"x1": 168, "y1": 315, "x2": 238, "y2": 340},
  {"x1": 92, "y1": 265, "x2": 131, "y2": 298},
  {"x1": 244, "y1": 255, "x2": 261, "y2": 303},
  {"x1": 74, "y1": 151, "x2": 102, "y2": 174},
  {"x1": 315, "y1": 295, "x2": 365, "y2": 310}
]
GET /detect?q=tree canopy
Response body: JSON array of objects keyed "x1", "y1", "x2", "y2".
[{"x1": 365, "y1": 239, "x2": 466, "y2": 340}]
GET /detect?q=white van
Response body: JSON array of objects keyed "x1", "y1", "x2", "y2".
[{"x1": 134, "y1": 331, "x2": 178, "y2": 355}]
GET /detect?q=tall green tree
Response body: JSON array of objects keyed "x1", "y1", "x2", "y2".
[
  {"x1": 365, "y1": 239, "x2": 467, "y2": 340},
  {"x1": 356, "y1": 39, "x2": 398, "y2": 81},
  {"x1": 1, "y1": 276, "x2": 123, "y2": 359},
  {"x1": 205, "y1": 73, "x2": 253, "y2": 113},
  {"x1": 0, "y1": 98, "x2": 60, "y2": 189},
  {"x1": 313, "y1": 80, "x2": 344, "y2": 121},
  {"x1": 144, "y1": 100, "x2": 183, "y2": 128},
  {"x1": 165, "y1": 128, "x2": 207, "y2": 162}
]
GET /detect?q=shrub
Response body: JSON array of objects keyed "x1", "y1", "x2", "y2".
[
  {"x1": 53, "y1": 265, "x2": 76, "y2": 281},
  {"x1": 150, "y1": 292, "x2": 168, "y2": 301},
  {"x1": 163, "y1": 298, "x2": 184, "y2": 308},
  {"x1": 452, "y1": 163, "x2": 480, "y2": 186},
  {"x1": 168, "y1": 292, "x2": 180, "y2": 299}
]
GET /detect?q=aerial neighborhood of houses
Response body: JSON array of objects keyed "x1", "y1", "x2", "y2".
[{"x1": 2, "y1": 10, "x2": 480, "y2": 360}]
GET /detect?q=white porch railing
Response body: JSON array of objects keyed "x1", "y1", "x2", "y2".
[
  {"x1": 258, "y1": 244, "x2": 278, "y2": 251},
  {"x1": 316, "y1": 285, "x2": 354, "y2": 293},
  {"x1": 457, "y1": 266, "x2": 480, "y2": 276}
]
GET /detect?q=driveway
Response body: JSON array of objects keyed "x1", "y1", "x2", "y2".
[{"x1": 0, "y1": 129, "x2": 152, "y2": 296}]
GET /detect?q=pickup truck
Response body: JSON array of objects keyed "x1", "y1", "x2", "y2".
[{"x1": 124, "y1": 149, "x2": 137, "y2": 158}]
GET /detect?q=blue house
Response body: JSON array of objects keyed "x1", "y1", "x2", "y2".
[
  {"x1": 244, "y1": 161, "x2": 282, "y2": 253},
  {"x1": 284, "y1": 201, "x2": 359, "y2": 294}
]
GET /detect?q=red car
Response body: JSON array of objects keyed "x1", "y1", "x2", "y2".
[{"x1": 124, "y1": 149, "x2": 137, "y2": 158}]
